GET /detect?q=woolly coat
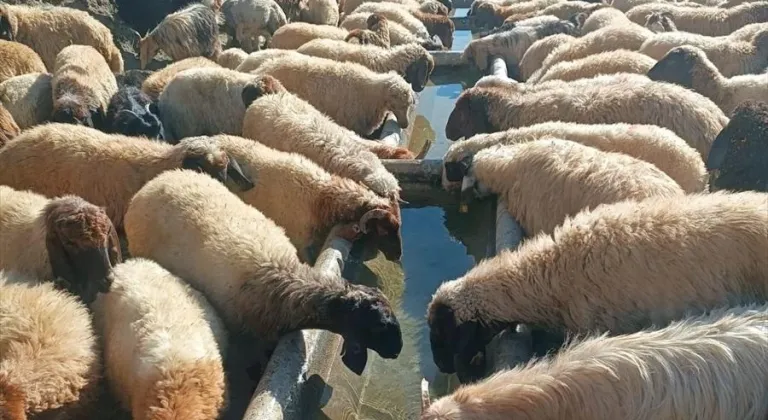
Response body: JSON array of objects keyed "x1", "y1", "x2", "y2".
[
  {"x1": 0, "y1": 104, "x2": 18, "y2": 146},
  {"x1": 351, "y1": 2, "x2": 430, "y2": 39},
  {"x1": 91, "y1": 259, "x2": 228, "y2": 420},
  {"x1": 252, "y1": 54, "x2": 415, "y2": 136},
  {"x1": 0, "y1": 272, "x2": 101, "y2": 419},
  {"x1": 0, "y1": 40, "x2": 45, "y2": 84},
  {"x1": 141, "y1": 56, "x2": 221, "y2": 101},
  {"x1": 0, "y1": 72, "x2": 52, "y2": 130},
  {"x1": 581, "y1": 7, "x2": 631, "y2": 34},
  {"x1": 446, "y1": 74, "x2": 729, "y2": 158},
  {"x1": 236, "y1": 49, "x2": 306, "y2": 72},
  {"x1": 270, "y1": 22, "x2": 349, "y2": 50},
  {"x1": 301, "y1": 0, "x2": 340, "y2": 25},
  {"x1": 626, "y1": 2, "x2": 768, "y2": 36},
  {"x1": 537, "y1": 49, "x2": 657, "y2": 83},
  {"x1": 222, "y1": 0, "x2": 288, "y2": 52},
  {"x1": 217, "y1": 47, "x2": 249, "y2": 69},
  {"x1": 465, "y1": 139, "x2": 684, "y2": 235},
  {"x1": 443, "y1": 122, "x2": 707, "y2": 193},
  {"x1": 342, "y1": 13, "x2": 441, "y2": 50},
  {"x1": 518, "y1": 34, "x2": 574, "y2": 81},
  {"x1": 0, "y1": 3, "x2": 123, "y2": 72},
  {"x1": 139, "y1": 4, "x2": 222, "y2": 69}
]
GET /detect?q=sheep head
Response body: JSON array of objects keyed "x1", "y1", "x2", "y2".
[
  {"x1": 389, "y1": 84, "x2": 416, "y2": 129},
  {"x1": 360, "y1": 207, "x2": 402, "y2": 261},
  {"x1": 405, "y1": 52, "x2": 435, "y2": 92},
  {"x1": 432, "y1": 18, "x2": 455, "y2": 50},
  {"x1": 0, "y1": 5, "x2": 17, "y2": 41},
  {"x1": 179, "y1": 137, "x2": 255, "y2": 191},
  {"x1": 443, "y1": 154, "x2": 473, "y2": 189},
  {"x1": 470, "y1": 2, "x2": 505, "y2": 31},
  {"x1": 44, "y1": 196, "x2": 122, "y2": 304},
  {"x1": 329, "y1": 284, "x2": 402, "y2": 374},
  {"x1": 138, "y1": 35, "x2": 159, "y2": 70},
  {"x1": 52, "y1": 94, "x2": 104, "y2": 129},
  {"x1": 107, "y1": 87, "x2": 164, "y2": 140},
  {"x1": 241, "y1": 75, "x2": 285, "y2": 108},
  {"x1": 445, "y1": 89, "x2": 494, "y2": 141},
  {"x1": 647, "y1": 46, "x2": 702, "y2": 89}
]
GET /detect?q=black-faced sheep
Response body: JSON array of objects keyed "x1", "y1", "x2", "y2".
[
  {"x1": 0, "y1": 103, "x2": 18, "y2": 146},
  {"x1": 537, "y1": 49, "x2": 657, "y2": 83},
  {"x1": 115, "y1": 69, "x2": 155, "y2": 89},
  {"x1": 428, "y1": 191, "x2": 768, "y2": 382},
  {"x1": 222, "y1": 0, "x2": 288, "y2": 52},
  {"x1": 0, "y1": 3, "x2": 124, "y2": 72},
  {"x1": 139, "y1": 3, "x2": 222, "y2": 69},
  {"x1": 648, "y1": 45, "x2": 768, "y2": 115},
  {"x1": 124, "y1": 169, "x2": 403, "y2": 375},
  {"x1": 141, "y1": 56, "x2": 221, "y2": 101},
  {"x1": 707, "y1": 101, "x2": 768, "y2": 192},
  {"x1": 214, "y1": 134, "x2": 403, "y2": 260},
  {"x1": 105, "y1": 86, "x2": 164, "y2": 140},
  {"x1": 240, "y1": 75, "x2": 405, "y2": 199},
  {"x1": 91, "y1": 259, "x2": 228, "y2": 420},
  {"x1": 626, "y1": 1, "x2": 768, "y2": 36},
  {"x1": 270, "y1": 21, "x2": 350, "y2": 49},
  {"x1": 422, "y1": 303, "x2": 768, "y2": 420},
  {"x1": 0, "y1": 39, "x2": 45, "y2": 84},
  {"x1": 345, "y1": 14, "x2": 392, "y2": 48},
  {"x1": 644, "y1": 10, "x2": 677, "y2": 32},
  {"x1": 252, "y1": 53, "x2": 416, "y2": 136},
  {"x1": 442, "y1": 122, "x2": 707, "y2": 193},
  {"x1": 0, "y1": 72, "x2": 52, "y2": 130},
  {"x1": 459, "y1": 139, "x2": 684, "y2": 235},
  {"x1": 0, "y1": 272, "x2": 102, "y2": 420},
  {"x1": 0, "y1": 186, "x2": 121, "y2": 303},
  {"x1": 518, "y1": 33, "x2": 574, "y2": 81},
  {"x1": 341, "y1": 12, "x2": 445, "y2": 50},
  {"x1": 301, "y1": 0, "x2": 339, "y2": 25},
  {"x1": 297, "y1": 40, "x2": 434, "y2": 91},
  {"x1": 51, "y1": 45, "x2": 118, "y2": 130},
  {"x1": 217, "y1": 47, "x2": 249, "y2": 68},
  {"x1": 445, "y1": 74, "x2": 729, "y2": 158},
  {"x1": 0, "y1": 124, "x2": 252, "y2": 229}
]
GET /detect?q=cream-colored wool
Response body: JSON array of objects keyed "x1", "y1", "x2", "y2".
[
  {"x1": 139, "y1": 4, "x2": 222, "y2": 69},
  {"x1": 236, "y1": 49, "x2": 306, "y2": 72},
  {"x1": 217, "y1": 47, "x2": 249, "y2": 69},
  {"x1": 423, "y1": 303, "x2": 768, "y2": 420},
  {"x1": 301, "y1": 0, "x2": 339, "y2": 25},
  {"x1": 221, "y1": 0, "x2": 287, "y2": 52},
  {"x1": 580, "y1": 7, "x2": 631, "y2": 34},
  {"x1": 0, "y1": 3, "x2": 123, "y2": 72},
  {"x1": 537, "y1": 49, "x2": 657, "y2": 83},
  {"x1": 626, "y1": 1, "x2": 768, "y2": 36},
  {"x1": 92, "y1": 259, "x2": 228, "y2": 420},
  {"x1": 518, "y1": 34, "x2": 574, "y2": 81},
  {"x1": 351, "y1": 2, "x2": 430, "y2": 39},
  {"x1": 252, "y1": 54, "x2": 415, "y2": 136},
  {"x1": 472, "y1": 0, "x2": 563, "y2": 26},
  {"x1": 342, "y1": 12, "x2": 435, "y2": 48},
  {"x1": 270, "y1": 22, "x2": 349, "y2": 49},
  {"x1": 0, "y1": 72, "x2": 52, "y2": 129},
  {"x1": 0, "y1": 40, "x2": 45, "y2": 84},
  {"x1": 342, "y1": 0, "x2": 422, "y2": 17},
  {"x1": 443, "y1": 122, "x2": 706, "y2": 192},
  {"x1": 0, "y1": 272, "x2": 101, "y2": 418},
  {"x1": 52, "y1": 45, "x2": 118, "y2": 125},
  {"x1": 141, "y1": 56, "x2": 221, "y2": 101},
  {"x1": 728, "y1": 22, "x2": 768, "y2": 42}
]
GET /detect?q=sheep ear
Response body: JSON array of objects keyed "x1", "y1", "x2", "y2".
[
  {"x1": 241, "y1": 84, "x2": 264, "y2": 107},
  {"x1": 360, "y1": 209, "x2": 402, "y2": 261},
  {"x1": 341, "y1": 339, "x2": 368, "y2": 375},
  {"x1": 226, "y1": 155, "x2": 256, "y2": 191},
  {"x1": 182, "y1": 155, "x2": 228, "y2": 184},
  {"x1": 46, "y1": 232, "x2": 77, "y2": 290},
  {"x1": 443, "y1": 154, "x2": 473, "y2": 182}
]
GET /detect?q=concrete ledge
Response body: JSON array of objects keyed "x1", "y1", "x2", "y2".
[
  {"x1": 382, "y1": 159, "x2": 443, "y2": 186},
  {"x1": 432, "y1": 51, "x2": 466, "y2": 67}
]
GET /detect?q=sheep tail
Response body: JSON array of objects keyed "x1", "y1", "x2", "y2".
[
  {"x1": 0, "y1": 373, "x2": 27, "y2": 420},
  {"x1": 143, "y1": 360, "x2": 226, "y2": 420}
]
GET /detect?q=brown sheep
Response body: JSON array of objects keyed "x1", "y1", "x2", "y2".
[
  {"x1": 139, "y1": 4, "x2": 222, "y2": 69},
  {"x1": 345, "y1": 13, "x2": 391, "y2": 48},
  {"x1": 0, "y1": 39, "x2": 45, "y2": 84},
  {"x1": 0, "y1": 103, "x2": 19, "y2": 147}
]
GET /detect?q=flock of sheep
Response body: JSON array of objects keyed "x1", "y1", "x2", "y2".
[{"x1": 0, "y1": 0, "x2": 765, "y2": 417}]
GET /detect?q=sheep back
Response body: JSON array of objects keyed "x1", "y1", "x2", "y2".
[
  {"x1": 537, "y1": 49, "x2": 657, "y2": 83},
  {"x1": 0, "y1": 39, "x2": 45, "y2": 84},
  {"x1": 141, "y1": 56, "x2": 221, "y2": 101},
  {"x1": 0, "y1": 72, "x2": 53, "y2": 130},
  {"x1": 270, "y1": 22, "x2": 348, "y2": 49}
]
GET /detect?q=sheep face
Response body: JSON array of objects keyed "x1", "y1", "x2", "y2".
[
  {"x1": 360, "y1": 207, "x2": 402, "y2": 261},
  {"x1": 442, "y1": 154, "x2": 473, "y2": 190},
  {"x1": 0, "y1": 6, "x2": 16, "y2": 41},
  {"x1": 107, "y1": 86, "x2": 164, "y2": 139},
  {"x1": 391, "y1": 87, "x2": 416, "y2": 129},
  {"x1": 179, "y1": 138, "x2": 255, "y2": 191},
  {"x1": 405, "y1": 54, "x2": 435, "y2": 93},
  {"x1": 445, "y1": 90, "x2": 494, "y2": 141},
  {"x1": 139, "y1": 36, "x2": 160, "y2": 70},
  {"x1": 708, "y1": 101, "x2": 768, "y2": 191},
  {"x1": 434, "y1": 19, "x2": 455, "y2": 50},
  {"x1": 331, "y1": 284, "x2": 403, "y2": 374},
  {"x1": 646, "y1": 46, "x2": 698, "y2": 89},
  {"x1": 45, "y1": 197, "x2": 122, "y2": 304},
  {"x1": 241, "y1": 75, "x2": 286, "y2": 108},
  {"x1": 470, "y1": 3, "x2": 504, "y2": 31},
  {"x1": 52, "y1": 94, "x2": 104, "y2": 129}
]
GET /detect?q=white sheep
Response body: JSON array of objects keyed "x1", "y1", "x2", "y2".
[
  {"x1": 141, "y1": 56, "x2": 221, "y2": 101},
  {"x1": 442, "y1": 122, "x2": 707, "y2": 193},
  {"x1": 217, "y1": 47, "x2": 249, "y2": 69},
  {"x1": 342, "y1": 12, "x2": 444, "y2": 50},
  {"x1": 221, "y1": 0, "x2": 288, "y2": 52},
  {"x1": 252, "y1": 53, "x2": 416, "y2": 136},
  {"x1": 518, "y1": 34, "x2": 574, "y2": 81},
  {"x1": 581, "y1": 7, "x2": 632, "y2": 34},
  {"x1": 728, "y1": 22, "x2": 768, "y2": 42},
  {"x1": 446, "y1": 73, "x2": 729, "y2": 158},
  {"x1": 427, "y1": 191, "x2": 768, "y2": 381},
  {"x1": 460, "y1": 139, "x2": 684, "y2": 236},
  {"x1": 648, "y1": 45, "x2": 768, "y2": 115},
  {"x1": 270, "y1": 22, "x2": 350, "y2": 49},
  {"x1": 0, "y1": 271, "x2": 101, "y2": 420},
  {"x1": 0, "y1": 123, "x2": 253, "y2": 229},
  {"x1": 626, "y1": 1, "x2": 768, "y2": 36},
  {"x1": 91, "y1": 259, "x2": 228, "y2": 420},
  {"x1": 536, "y1": 49, "x2": 657, "y2": 83},
  {"x1": 124, "y1": 169, "x2": 403, "y2": 375},
  {"x1": 236, "y1": 49, "x2": 306, "y2": 72},
  {"x1": 300, "y1": 0, "x2": 339, "y2": 25},
  {"x1": 350, "y1": 2, "x2": 431, "y2": 39},
  {"x1": 423, "y1": 303, "x2": 768, "y2": 420},
  {"x1": 0, "y1": 72, "x2": 52, "y2": 129}
]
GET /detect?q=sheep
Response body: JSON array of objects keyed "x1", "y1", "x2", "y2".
[
  {"x1": 0, "y1": 272, "x2": 102, "y2": 420},
  {"x1": 580, "y1": 6, "x2": 631, "y2": 33},
  {"x1": 446, "y1": 74, "x2": 729, "y2": 158},
  {"x1": 0, "y1": 72, "x2": 52, "y2": 130},
  {"x1": 0, "y1": 39, "x2": 45, "y2": 84},
  {"x1": 626, "y1": 2, "x2": 768, "y2": 36},
  {"x1": 648, "y1": 46, "x2": 768, "y2": 115},
  {"x1": 537, "y1": 49, "x2": 657, "y2": 83},
  {"x1": 270, "y1": 22, "x2": 350, "y2": 49},
  {"x1": 274, "y1": 0, "x2": 308, "y2": 21},
  {"x1": 518, "y1": 34, "x2": 574, "y2": 81},
  {"x1": 427, "y1": 190, "x2": 768, "y2": 382},
  {"x1": 0, "y1": 124, "x2": 253, "y2": 229},
  {"x1": 728, "y1": 22, "x2": 768, "y2": 42},
  {"x1": 297, "y1": 40, "x2": 434, "y2": 91},
  {"x1": 115, "y1": 69, "x2": 155, "y2": 89},
  {"x1": 51, "y1": 45, "x2": 118, "y2": 130},
  {"x1": 422, "y1": 303, "x2": 768, "y2": 420},
  {"x1": 417, "y1": 0, "x2": 450, "y2": 15},
  {"x1": 222, "y1": 0, "x2": 288, "y2": 52},
  {"x1": 442, "y1": 122, "x2": 707, "y2": 193},
  {"x1": 644, "y1": 10, "x2": 677, "y2": 32},
  {"x1": 213, "y1": 134, "x2": 403, "y2": 260},
  {"x1": 342, "y1": 12, "x2": 445, "y2": 50},
  {"x1": 0, "y1": 3, "x2": 123, "y2": 72},
  {"x1": 460, "y1": 139, "x2": 685, "y2": 236},
  {"x1": 528, "y1": 24, "x2": 653, "y2": 83},
  {"x1": 105, "y1": 86, "x2": 164, "y2": 139},
  {"x1": 639, "y1": 29, "x2": 768, "y2": 77},
  {"x1": 139, "y1": 4, "x2": 222, "y2": 70},
  {"x1": 141, "y1": 57, "x2": 221, "y2": 101},
  {"x1": 124, "y1": 169, "x2": 404, "y2": 375},
  {"x1": 351, "y1": 3, "x2": 455, "y2": 48},
  {"x1": 707, "y1": 101, "x2": 768, "y2": 192},
  {"x1": 240, "y1": 75, "x2": 404, "y2": 199},
  {"x1": 345, "y1": 14, "x2": 392, "y2": 48},
  {"x1": 502, "y1": 1, "x2": 604, "y2": 24},
  {"x1": 0, "y1": 103, "x2": 18, "y2": 146},
  {"x1": 343, "y1": 0, "x2": 451, "y2": 17},
  {"x1": 0, "y1": 186, "x2": 122, "y2": 303},
  {"x1": 463, "y1": 18, "x2": 581, "y2": 73},
  {"x1": 217, "y1": 47, "x2": 249, "y2": 69},
  {"x1": 252, "y1": 53, "x2": 416, "y2": 136},
  {"x1": 236, "y1": 49, "x2": 306, "y2": 72},
  {"x1": 91, "y1": 259, "x2": 228, "y2": 420},
  {"x1": 469, "y1": 0, "x2": 562, "y2": 30},
  {"x1": 301, "y1": 0, "x2": 339, "y2": 25},
  {"x1": 158, "y1": 66, "x2": 274, "y2": 140}
]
